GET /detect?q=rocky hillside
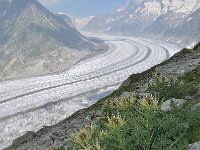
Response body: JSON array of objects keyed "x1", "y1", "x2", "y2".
[
  {"x1": 0, "y1": 0, "x2": 95, "y2": 80},
  {"x1": 85, "y1": 0, "x2": 200, "y2": 45},
  {"x1": 6, "y1": 41, "x2": 200, "y2": 149}
]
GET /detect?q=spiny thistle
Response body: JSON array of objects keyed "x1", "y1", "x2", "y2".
[
  {"x1": 73, "y1": 125, "x2": 95, "y2": 147},
  {"x1": 103, "y1": 99, "x2": 115, "y2": 108},
  {"x1": 144, "y1": 82, "x2": 151, "y2": 89},
  {"x1": 99, "y1": 130, "x2": 108, "y2": 140},
  {"x1": 89, "y1": 140, "x2": 101, "y2": 150},
  {"x1": 103, "y1": 97, "x2": 135, "y2": 110},
  {"x1": 154, "y1": 73, "x2": 176, "y2": 84},
  {"x1": 140, "y1": 95, "x2": 158, "y2": 109},
  {"x1": 106, "y1": 115, "x2": 126, "y2": 129},
  {"x1": 115, "y1": 97, "x2": 135, "y2": 110},
  {"x1": 153, "y1": 72, "x2": 168, "y2": 83}
]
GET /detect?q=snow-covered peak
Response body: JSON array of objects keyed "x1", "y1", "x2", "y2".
[
  {"x1": 124, "y1": 0, "x2": 200, "y2": 15},
  {"x1": 84, "y1": 0, "x2": 200, "y2": 45},
  {"x1": 117, "y1": 7, "x2": 125, "y2": 12},
  {"x1": 74, "y1": 16, "x2": 94, "y2": 30},
  {"x1": 163, "y1": 0, "x2": 199, "y2": 14}
]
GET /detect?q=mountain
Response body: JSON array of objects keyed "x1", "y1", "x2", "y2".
[
  {"x1": 84, "y1": 0, "x2": 200, "y2": 45},
  {"x1": 55, "y1": 13, "x2": 76, "y2": 29},
  {"x1": 57, "y1": 13, "x2": 94, "y2": 30},
  {"x1": 73, "y1": 16, "x2": 94, "y2": 30},
  {"x1": 0, "y1": 0, "x2": 94, "y2": 79}
]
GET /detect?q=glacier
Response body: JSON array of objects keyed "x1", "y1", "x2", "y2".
[{"x1": 0, "y1": 33, "x2": 181, "y2": 148}]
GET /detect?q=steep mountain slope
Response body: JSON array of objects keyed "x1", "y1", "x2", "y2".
[
  {"x1": 85, "y1": 0, "x2": 200, "y2": 45},
  {"x1": 0, "y1": 0, "x2": 94, "y2": 79}
]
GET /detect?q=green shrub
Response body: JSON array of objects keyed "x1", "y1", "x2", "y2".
[
  {"x1": 70, "y1": 75, "x2": 200, "y2": 150},
  {"x1": 71, "y1": 94, "x2": 200, "y2": 150},
  {"x1": 146, "y1": 74, "x2": 194, "y2": 101}
]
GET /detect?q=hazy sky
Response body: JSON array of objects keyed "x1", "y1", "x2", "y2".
[{"x1": 38, "y1": 0, "x2": 130, "y2": 18}]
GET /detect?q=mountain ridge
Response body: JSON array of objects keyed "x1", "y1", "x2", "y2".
[
  {"x1": 84, "y1": 0, "x2": 200, "y2": 45},
  {"x1": 0, "y1": 0, "x2": 95, "y2": 80}
]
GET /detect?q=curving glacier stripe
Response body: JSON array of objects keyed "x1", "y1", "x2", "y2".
[{"x1": 0, "y1": 34, "x2": 181, "y2": 148}]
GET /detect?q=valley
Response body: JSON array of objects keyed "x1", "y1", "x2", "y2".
[{"x1": 0, "y1": 33, "x2": 180, "y2": 148}]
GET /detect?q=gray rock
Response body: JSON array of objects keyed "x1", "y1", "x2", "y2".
[
  {"x1": 186, "y1": 86, "x2": 200, "y2": 100},
  {"x1": 120, "y1": 92, "x2": 135, "y2": 98},
  {"x1": 193, "y1": 103, "x2": 200, "y2": 110},
  {"x1": 188, "y1": 141, "x2": 200, "y2": 150},
  {"x1": 161, "y1": 98, "x2": 187, "y2": 112},
  {"x1": 185, "y1": 96, "x2": 194, "y2": 100},
  {"x1": 10, "y1": 131, "x2": 37, "y2": 148},
  {"x1": 194, "y1": 87, "x2": 200, "y2": 99}
]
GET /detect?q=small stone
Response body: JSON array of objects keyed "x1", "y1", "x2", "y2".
[
  {"x1": 161, "y1": 98, "x2": 186, "y2": 112},
  {"x1": 52, "y1": 131, "x2": 63, "y2": 137},
  {"x1": 188, "y1": 141, "x2": 200, "y2": 150},
  {"x1": 65, "y1": 128, "x2": 74, "y2": 136},
  {"x1": 139, "y1": 92, "x2": 149, "y2": 97},
  {"x1": 53, "y1": 140, "x2": 64, "y2": 149},
  {"x1": 185, "y1": 96, "x2": 193, "y2": 100},
  {"x1": 95, "y1": 110, "x2": 102, "y2": 117},
  {"x1": 194, "y1": 87, "x2": 200, "y2": 98},
  {"x1": 120, "y1": 92, "x2": 135, "y2": 98},
  {"x1": 37, "y1": 138, "x2": 53, "y2": 146},
  {"x1": 193, "y1": 103, "x2": 200, "y2": 110}
]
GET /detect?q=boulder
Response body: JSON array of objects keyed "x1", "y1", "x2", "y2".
[
  {"x1": 120, "y1": 92, "x2": 135, "y2": 98},
  {"x1": 161, "y1": 98, "x2": 187, "y2": 112},
  {"x1": 185, "y1": 86, "x2": 200, "y2": 100},
  {"x1": 188, "y1": 141, "x2": 200, "y2": 150},
  {"x1": 193, "y1": 103, "x2": 200, "y2": 110}
]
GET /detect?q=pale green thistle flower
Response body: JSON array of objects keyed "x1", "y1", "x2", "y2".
[
  {"x1": 99, "y1": 130, "x2": 108, "y2": 140},
  {"x1": 83, "y1": 140, "x2": 101, "y2": 150},
  {"x1": 73, "y1": 125, "x2": 95, "y2": 146},
  {"x1": 89, "y1": 140, "x2": 101, "y2": 150},
  {"x1": 115, "y1": 98, "x2": 133, "y2": 109},
  {"x1": 140, "y1": 95, "x2": 158, "y2": 109},
  {"x1": 106, "y1": 115, "x2": 126, "y2": 129}
]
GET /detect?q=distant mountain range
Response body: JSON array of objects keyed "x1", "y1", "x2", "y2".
[
  {"x1": 0, "y1": 0, "x2": 94, "y2": 79},
  {"x1": 58, "y1": 14, "x2": 94, "y2": 30},
  {"x1": 73, "y1": 16, "x2": 94, "y2": 30},
  {"x1": 84, "y1": 0, "x2": 200, "y2": 45}
]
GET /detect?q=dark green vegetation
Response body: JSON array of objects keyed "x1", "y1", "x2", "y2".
[
  {"x1": 68, "y1": 41, "x2": 200, "y2": 150},
  {"x1": 48, "y1": 43, "x2": 200, "y2": 150},
  {"x1": 71, "y1": 73, "x2": 200, "y2": 150},
  {"x1": 49, "y1": 42, "x2": 200, "y2": 150}
]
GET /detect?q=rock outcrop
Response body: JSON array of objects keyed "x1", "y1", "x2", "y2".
[{"x1": 189, "y1": 141, "x2": 200, "y2": 150}]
